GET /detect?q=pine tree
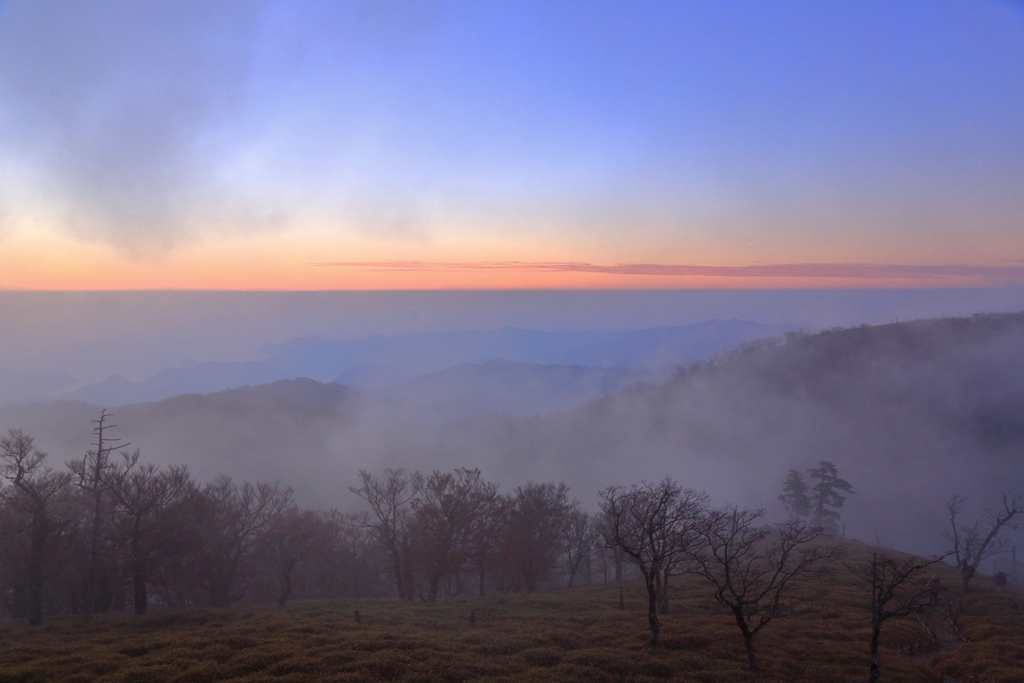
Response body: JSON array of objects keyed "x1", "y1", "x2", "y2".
[
  {"x1": 806, "y1": 461, "x2": 854, "y2": 535},
  {"x1": 778, "y1": 469, "x2": 811, "y2": 520}
]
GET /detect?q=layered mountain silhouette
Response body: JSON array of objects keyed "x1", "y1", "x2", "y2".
[{"x1": 61, "y1": 320, "x2": 785, "y2": 406}]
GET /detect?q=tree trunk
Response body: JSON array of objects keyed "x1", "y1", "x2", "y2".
[
  {"x1": 277, "y1": 570, "x2": 293, "y2": 607},
  {"x1": 868, "y1": 622, "x2": 882, "y2": 683},
  {"x1": 731, "y1": 606, "x2": 759, "y2": 671},
  {"x1": 131, "y1": 522, "x2": 148, "y2": 615},
  {"x1": 85, "y1": 487, "x2": 103, "y2": 616},
  {"x1": 133, "y1": 563, "x2": 148, "y2": 615},
  {"x1": 961, "y1": 563, "x2": 975, "y2": 594},
  {"x1": 523, "y1": 568, "x2": 538, "y2": 594},
  {"x1": 400, "y1": 541, "x2": 416, "y2": 601},
  {"x1": 645, "y1": 574, "x2": 660, "y2": 646},
  {"x1": 428, "y1": 572, "x2": 442, "y2": 601},
  {"x1": 567, "y1": 555, "x2": 582, "y2": 588},
  {"x1": 27, "y1": 524, "x2": 45, "y2": 626},
  {"x1": 389, "y1": 544, "x2": 405, "y2": 599}
]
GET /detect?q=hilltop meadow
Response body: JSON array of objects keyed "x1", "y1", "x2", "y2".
[{"x1": 0, "y1": 541, "x2": 1021, "y2": 683}]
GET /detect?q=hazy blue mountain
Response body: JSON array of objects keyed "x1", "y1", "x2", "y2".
[
  {"x1": 63, "y1": 361, "x2": 287, "y2": 405},
  {"x1": 333, "y1": 364, "x2": 413, "y2": 391},
  {"x1": 263, "y1": 320, "x2": 789, "y2": 378},
  {"x1": 0, "y1": 379, "x2": 360, "y2": 502},
  {"x1": 380, "y1": 358, "x2": 666, "y2": 421},
  {"x1": 61, "y1": 320, "x2": 785, "y2": 406}
]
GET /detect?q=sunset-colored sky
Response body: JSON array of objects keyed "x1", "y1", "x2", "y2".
[{"x1": 0, "y1": 0, "x2": 1022, "y2": 290}]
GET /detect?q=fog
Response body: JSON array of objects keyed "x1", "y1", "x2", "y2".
[
  {"x1": 2, "y1": 291, "x2": 1023, "y2": 565},
  {"x1": 2, "y1": 288, "x2": 1023, "y2": 387}
]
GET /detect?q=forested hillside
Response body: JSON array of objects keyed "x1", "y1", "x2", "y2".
[{"x1": 432, "y1": 314, "x2": 1024, "y2": 552}]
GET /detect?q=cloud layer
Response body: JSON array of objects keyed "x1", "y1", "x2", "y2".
[{"x1": 314, "y1": 260, "x2": 1024, "y2": 284}]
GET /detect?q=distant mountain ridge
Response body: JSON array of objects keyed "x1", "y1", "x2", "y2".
[
  {"x1": 375, "y1": 358, "x2": 665, "y2": 421},
  {"x1": 262, "y1": 320, "x2": 787, "y2": 377},
  {"x1": 61, "y1": 320, "x2": 786, "y2": 406}
]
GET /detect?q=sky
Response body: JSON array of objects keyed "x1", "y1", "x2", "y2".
[{"x1": 0, "y1": 0, "x2": 1023, "y2": 290}]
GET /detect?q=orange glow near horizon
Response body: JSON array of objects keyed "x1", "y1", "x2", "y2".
[{"x1": 3, "y1": 226, "x2": 1024, "y2": 291}]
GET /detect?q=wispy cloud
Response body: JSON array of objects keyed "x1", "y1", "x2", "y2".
[
  {"x1": 311, "y1": 261, "x2": 1024, "y2": 281},
  {"x1": 0, "y1": 0, "x2": 264, "y2": 250}
]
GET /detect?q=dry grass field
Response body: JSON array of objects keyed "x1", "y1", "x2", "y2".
[{"x1": 0, "y1": 541, "x2": 1020, "y2": 683}]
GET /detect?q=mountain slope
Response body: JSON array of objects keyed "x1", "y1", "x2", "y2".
[{"x1": 418, "y1": 314, "x2": 1024, "y2": 553}]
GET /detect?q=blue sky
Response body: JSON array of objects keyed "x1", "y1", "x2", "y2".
[{"x1": 0, "y1": 0, "x2": 1022, "y2": 288}]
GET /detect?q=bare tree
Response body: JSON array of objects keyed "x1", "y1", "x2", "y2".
[
  {"x1": 506, "y1": 482, "x2": 575, "y2": 594},
  {"x1": 563, "y1": 509, "x2": 598, "y2": 588},
  {"x1": 68, "y1": 409, "x2": 130, "y2": 614},
  {"x1": 188, "y1": 476, "x2": 292, "y2": 607},
  {"x1": 849, "y1": 552, "x2": 941, "y2": 683},
  {"x1": 599, "y1": 478, "x2": 708, "y2": 646},
  {"x1": 408, "y1": 468, "x2": 499, "y2": 600},
  {"x1": 468, "y1": 491, "x2": 508, "y2": 596},
  {"x1": 261, "y1": 506, "x2": 320, "y2": 606},
  {"x1": 104, "y1": 451, "x2": 192, "y2": 615},
  {"x1": 943, "y1": 493, "x2": 1023, "y2": 593},
  {"x1": 295, "y1": 509, "x2": 383, "y2": 600},
  {"x1": 689, "y1": 509, "x2": 838, "y2": 671},
  {"x1": 350, "y1": 468, "x2": 421, "y2": 600},
  {"x1": 0, "y1": 429, "x2": 74, "y2": 625}
]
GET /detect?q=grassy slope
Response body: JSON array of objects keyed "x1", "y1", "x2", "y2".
[{"x1": 0, "y1": 543, "x2": 1020, "y2": 683}]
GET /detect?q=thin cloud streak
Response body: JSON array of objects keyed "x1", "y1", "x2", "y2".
[{"x1": 311, "y1": 261, "x2": 1024, "y2": 281}]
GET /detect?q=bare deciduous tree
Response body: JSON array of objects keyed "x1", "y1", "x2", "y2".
[
  {"x1": 506, "y1": 482, "x2": 575, "y2": 594},
  {"x1": 599, "y1": 478, "x2": 708, "y2": 646},
  {"x1": 943, "y1": 493, "x2": 1022, "y2": 593},
  {"x1": 350, "y1": 468, "x2": 421, "y2": 600},
  {"x1": 409, "y1": 468, "x2": 498, "y2": 600},
  {"x1": 261, "y1": 506, "x2": 321, "y2": 606},
  {"x1": 68, "y1": 409, "x2": 130, "y2": 614},
  {"x1": 104, "y1": 450, "x2": 192, "y2": 615},
  {"x1": 468, "y1": 491, "x2": 507, "y2": 596},
  {"x1": 0, "y1": 429, "x2": 74, "y2": 625},
  {"x1": 689, "y1": 509, "x2": 838, "y2": 671},
  {"x1": 188, "y1": 476, "x2": 292, "y2": 607},
  {"x1": 562, "y1": 509, "x2": 598, "y2": 588},
  {"x1": 849, "y1": 552, "x2": 942, "y2": 683}
]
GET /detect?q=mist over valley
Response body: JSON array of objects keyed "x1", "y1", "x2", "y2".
[{"x1": 4, "y1": 312, "x2": 1022, "y2": 561}]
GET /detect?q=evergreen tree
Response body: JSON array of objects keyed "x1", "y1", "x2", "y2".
[
  {"x1": 806, "y1": 461, "x2": 854, "y2": 535},
  {"x1": 778, "y1": 469, "x2": 811, "y2": 520}
]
